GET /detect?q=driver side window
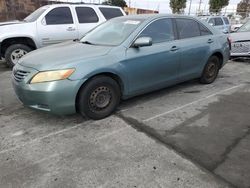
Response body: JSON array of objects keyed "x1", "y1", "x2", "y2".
[{"x1": 139, "y1": 18, "x2": 175, "y2": 44}]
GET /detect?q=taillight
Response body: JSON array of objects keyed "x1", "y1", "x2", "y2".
[{"x1": 227, "y1": 37, "x2": 231, "y2": 50}]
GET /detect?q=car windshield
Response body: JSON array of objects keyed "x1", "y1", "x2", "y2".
[
  {"x1": 237, "y1": 21, "x2": 250, "y2": 32},
  {"x1": 24, "y1": 7, "x2": 48, "y2": 22},
  {"x1": 80, "y1": 18, "x2": 144, "y2": 46}
]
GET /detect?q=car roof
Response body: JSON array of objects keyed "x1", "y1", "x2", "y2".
[
  {"x1": 45, "y1": 3, "x2": 122, "y2": 9},
  {"x1": 112, "y1": 14, "x2": 200, "y2": 21}
]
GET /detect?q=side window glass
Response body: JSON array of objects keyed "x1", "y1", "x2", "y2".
[
  {"x1": 199, "y1": 24, "x2": 212, "y2": 36},
  {"x1": 45, "y1": 7, "x2": 73, "y2": 25},
  {"x1": 176, "y1": 18, "x2": 200, "y2": 39},
  {"x1": 223, "y1": 17, "x2": 229, "y2": 24},
  {"x1": 139, "y1": 18, "x2": 175, "y2": 44},
  {"x1": 76, "y1": 7, "x2": 99, "y2": 23},
  {"x1": 208, "y1": 18, "x2": 215, "y2": 26},
  {"x1": 215, "y1": 18, "x2": 223, "y2": 26},
  {"x1": 99, "y1": 8, "x2": 124, "y2": 20}
]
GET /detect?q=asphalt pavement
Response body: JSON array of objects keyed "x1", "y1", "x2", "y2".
[{"x1": 0, "y1": 60, "x2": 249, "y2": 188}]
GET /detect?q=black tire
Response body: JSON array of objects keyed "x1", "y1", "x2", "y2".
[
  {"x1": 77, "y1": 76, "x2": 121, "y2": 120},
  {"x1": 200, "y1": 56, "x2": 220, "y2": 84},
  {"x1": 5, "y1": 44, "x2": 32, "y2": 68}
]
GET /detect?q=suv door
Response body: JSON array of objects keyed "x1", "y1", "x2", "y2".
[
  {"x1": 124, "y1": 18, "x2": 181, "y2": 94},
  {"x1": 37, "y1": 7, "x2": 78, "y2": 47},
  {"x1": 209, "y1": 17, "x2": 224, "y2": 32},
  {"x1": 75, "y1": 6, "x2": 101, "y2": 38},
  {"x1": 175, "y1": 18, "x2": 213, "y2": 81}
]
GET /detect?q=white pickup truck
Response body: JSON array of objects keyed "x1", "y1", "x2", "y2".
[{"x1": 0, "y1": 3, "x2": 126, "y2": 67}]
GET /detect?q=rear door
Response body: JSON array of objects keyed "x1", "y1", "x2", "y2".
[
  {"x1": 74, "y1": 6, "x2": 101, "y2": 39},
  {"x1": 175, "y1": 18, "x2": 214, "y2": 81},
  {"x1": 209, "y1": 17, "x2": 224, "y2": 32},
  {"x1": 37, "y1": 6, "x2": 78, "y2": 47}
]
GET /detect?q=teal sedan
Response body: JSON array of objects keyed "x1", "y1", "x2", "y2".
[{"x1": 12, "y1": 14, "x2": 230, "y2": 119}]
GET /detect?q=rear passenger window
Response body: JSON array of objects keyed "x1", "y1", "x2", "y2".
[
  {"x1": 199, "y1": 24, "x2": 212, "y2": 36},
  {"x1": 45, "y1": 7, "x2": 73, "y2": 25},
  {"x1": 139, "y1": 18, "x2": 175, "y2": 43},
  {"x1": 99, "y1": 8, "x2": 123, "y2": 20},
  {"x1": 176, "y1": 18, "x2": 200, "y2": 39},
  {"x1": 214, "y1": 18, "x2": 223, "y2": 26},
  {"x1": 76, "y1": 7, "x2": 99, "y2": 23},
  {"x1": 208, "y1": 18, "x2": 215, "y2": 26},
  {"x1": 223, "y1": 17, "x2": 229, "y2": 24}
]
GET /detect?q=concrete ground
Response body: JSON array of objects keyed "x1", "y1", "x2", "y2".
[{"x1": 0, "y1": 59, "x2": 249, "y2": 188}]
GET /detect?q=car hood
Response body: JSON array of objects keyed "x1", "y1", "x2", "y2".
[
  {"x1": 18, "y1": 41, "x2": 113, "y2": 71},
  {"x1": 0, "y1": 20, "x2": 21, "y2": 26},
  {"x1": 230, "y1": 31, "x2": 250, "y2": 42}
]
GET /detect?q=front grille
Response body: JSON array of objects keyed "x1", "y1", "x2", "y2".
[
  {"x1": 231, "y1": 42, "x2": 250, "y2": 53},
  {"x1": 13, "y1": 70, "x2": 30, "y2": 82}
]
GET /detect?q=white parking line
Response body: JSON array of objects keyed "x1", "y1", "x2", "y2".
[
  {"x1": 0, "y1": 123, "x2": 86, "y2": 155},
  {"x1": 143, "y1": 84, "x2": 245, "y2": 122}
]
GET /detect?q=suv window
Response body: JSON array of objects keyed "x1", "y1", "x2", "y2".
[
  {"x1": 139, "y1": 18, "x2": 175, "y2": 43},
  {"x1": 99, "y1": 8, "x2": 124, "y2": 20},
  {"x1": 199, "y1": 24, "x2": 212, "y2": 36},
  {"x1": 45, "y1": 7, "x2": 73, "y2": 25},
  {"x1": 76, "y1": 7, "x2": 99, "y2": 23},
  {"x1": 223, "y1": 17, "x2": 229, "y2": 24},
  {"x1": 208, "y1": 18, "x2": 215, "y2": 26},
  {"x1": 214, "y1": 17, "x2": 223, "y2": 26},
  {"x1": 176, "y1": 18, "x2": 200, "y2": 39}
]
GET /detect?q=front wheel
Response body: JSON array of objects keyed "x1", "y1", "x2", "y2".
[
  {"x1": 200, "y1": 56, "x2": 220, "y2": 84},
  {"x1": 77, "y1": 76, "x2": 121, "y2": 120},
  {"x1": 5, "y1": 44, "x2": 32, "y2": 68}
]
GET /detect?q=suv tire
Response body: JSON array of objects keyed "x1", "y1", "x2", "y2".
[{"x1": 5, "y1": 44, "x2": 32, "y2": 68}]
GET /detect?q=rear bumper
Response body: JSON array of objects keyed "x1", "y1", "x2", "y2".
[
  {"x1": 0, "y1": 42, "x2": 2, "y2": 59},
  {"x1": 231, "y1": 41, "x2": 250, "y2": 57}
]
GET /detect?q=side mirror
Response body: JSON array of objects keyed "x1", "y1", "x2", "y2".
[
  {"x1": 222, "y1": 28, "x2": 228, "y2": 34},
  {"x1": 133, "y1": 37, "x2": 152, "y2": 48}
]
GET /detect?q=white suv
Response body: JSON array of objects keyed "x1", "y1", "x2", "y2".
[{"x1": 0, "y1": 4, "x2": 126, "y2": 67}]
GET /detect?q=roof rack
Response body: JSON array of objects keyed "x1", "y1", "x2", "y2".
[{"x1": 48, "y1": 1, "x2": 105, "y2": 5}]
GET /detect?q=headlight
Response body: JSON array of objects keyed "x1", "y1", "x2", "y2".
[{"x1": 30, "y1": 69, "x2": 75, "y2": 84}]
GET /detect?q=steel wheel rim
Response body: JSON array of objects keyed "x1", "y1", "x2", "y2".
[
  {"x1": 206, "y1": 63, "x2": 216, "y2": 79},
  {"x1": 10, "y1": 49, "x2": 27, "y2": 64},
  {"x1": 89, "y1": 86, "x2": 112, "y2": 111}
]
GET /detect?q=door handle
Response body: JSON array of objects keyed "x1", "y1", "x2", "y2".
[
  {"x1": 207, "y1": 39, "x2": 214, "y2": 43},
  {"x1": 67, "y1": 27, "x2": 76, "y2": 31},
  {"x1": 170, "y1": 46, "x2": 179, "y2": 51}
]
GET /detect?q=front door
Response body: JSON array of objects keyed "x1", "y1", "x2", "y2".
[
  {"x1": 123, "y1": 18, "x2": 181, "y2": 95},
  {"x1": 37, "y1": 7, "x2": 78, "y2": 47}
]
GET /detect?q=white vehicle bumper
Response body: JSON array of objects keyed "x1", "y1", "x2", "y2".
[{"x1": 231, "y1": 41, "x2": 250, "y2": 56}]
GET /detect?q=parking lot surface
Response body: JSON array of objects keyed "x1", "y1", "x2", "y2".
[{"x1": 0, "y1": 60, "x2": 249, "y2": 188}]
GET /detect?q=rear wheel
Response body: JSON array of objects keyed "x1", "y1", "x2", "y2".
[
  {"x1": 77, "y1": 76, "x2": 121, "y2": 120},
  {"x1": 200, "y1": 56, "x2": 220, "y2": 84},
  {"x1": 5, "y1": 44, "x2": 32, "y2": 68}
]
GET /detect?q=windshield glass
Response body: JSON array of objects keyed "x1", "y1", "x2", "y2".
[
  {"x1": 24, "y1": 7, "x2": 48, "y2": 22},
  {"x1": 80, "y1": 18, "x2": 144, "y2": 46},
  {"x1": 237, "y1": 21, "x2": 250, "y2": 32}
]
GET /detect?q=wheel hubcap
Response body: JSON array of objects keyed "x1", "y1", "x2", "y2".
[
  {"x1": 89, "y1": 86, "x2": 112, "y2": 111},
  {"x1": 10, "y1": 49, "x2": 27, "y2": 64},
  {"x1": 207, "y1": 63, "x2": 216, "y2": 78}
]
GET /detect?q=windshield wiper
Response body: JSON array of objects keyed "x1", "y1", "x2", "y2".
[{"x1": 81, "y1": 41, "x2": 94, "y2": 45}]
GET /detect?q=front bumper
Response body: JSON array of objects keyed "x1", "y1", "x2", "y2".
[{"x1": 12, "y1": 64, "x2": 86, "y2": 115}]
